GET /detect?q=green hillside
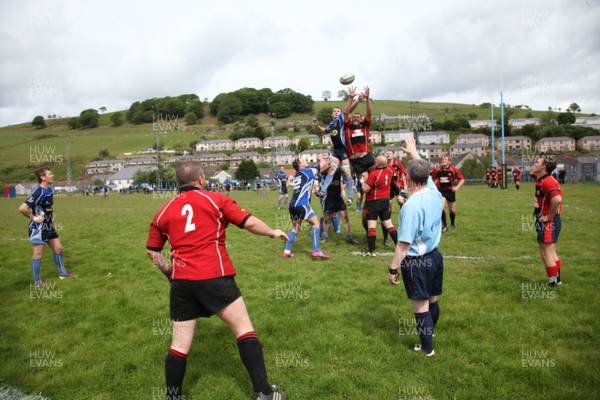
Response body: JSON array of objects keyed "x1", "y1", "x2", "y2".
[{"x1": 0, "y1": 100, "x2": 583, "y2": 184}]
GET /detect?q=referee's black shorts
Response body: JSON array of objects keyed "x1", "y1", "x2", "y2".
[
  {"x1": 170, "y1": 275, "x2": 242, "y2": 321},
  {"x1": 400, "y1": 248, "x2": 444, "y2": 300}
]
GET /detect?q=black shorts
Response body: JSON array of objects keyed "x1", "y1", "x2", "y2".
[
  {"x1": 536, "y1": 215, "x2": 562, "y2": 244},
  {"x1": 350, "y1": 153, "x2": 376, "y2": 176},
  {"x1": 440, "y1": 190, "x2": 456, "y2": 203},
  {"x1": 400, "y1": 248, "x2": 444, "y2": 300},
  {"x1": 170, "y1": 276, "x2": 242, "y2": 321},
  {"x1": 279, "y1": 186, "x2": 288, "y2": 195},
  {"x1": 29, "y1": 223, "x2": 59, "y2": 245},
  {"x1": 365, "y1": 199, "x2": 391, "y2": 221},
  {"x1": 323, "y1": 197, "x2": 346, "y2": 215}
]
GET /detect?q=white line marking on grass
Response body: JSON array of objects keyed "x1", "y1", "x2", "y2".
[
  {"x1": 0, "y1": 238, "x2": 29, "y2": 241},
  {"x1": 351, "y1": 251, "x2": 532, "y2": 260}
]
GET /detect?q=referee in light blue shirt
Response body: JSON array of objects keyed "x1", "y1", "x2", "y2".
[{"x1": 389, "y1": 138, "x2": 443, "y2": 357}]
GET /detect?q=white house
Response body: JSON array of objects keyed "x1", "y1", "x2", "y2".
[
  {"x1": 574, "y1": 116, "x2": 600, "y2": 130},
  {"x1": 212, "y1": 170, "x2": 233, "y2": 183},
  {"x1": 417, "y1": 131, "x2": 450, "y2": 145},
  {"x1": 106, "y1": 166, "x2": 157, "y2": 190},
  {"x1": 126, "y1": 157, "x2": 156, "y2": 167},
  {"x1": 494, "y1": 136, "x2": 532, "y2": 151},
  {"x1": 450, "y1": 143, "x2": 487, "y2": 157},
  {"x1": 468, "y1": 119, "x2": 497, "y2": 129},
  {"x1": 577, "y1": 135, "x2": 600, "y2": 151},
  {"x1": 509, "y1": 118, "x2": 541, "y2": 129},
  {"x1": 263, "y1": 136, "x2": 292, "y2": 149},
  {"x1": 456, "y1": 133, "x2": 490, "y2": 147},
  {"x1": 417, "y1": 144, "x2": 446, "y2": 159},
  {"x1": 230, "y1": 152, "x2": 262, "y2": 167},
  {"x1": 235, "y1": 137, "x2": 263, "y2": 150},
  {"x1": 299, "y1": 149, "x2": 330, "y2": 163},
  {"x1": 384, "y1": 130, "x2": 414, "y2": 144},
  {"x1": 263, "y1": 151, "x2": 295, "y2": 166},
  {"x1": 196, "y1": 153, "x2": 229, "y2": 167},
  {"x1": 85, "y1": 160, "x2": 126, "y2": 175},
  {"x1": 370, "y1": 131, "x2": 382, "y2": 144},
  {"x1": 536, "y1": 137, "x2": 576, "y2": 152},
  {"x1": 196, "y1": 139, "x2": 234, "y2": 152}
]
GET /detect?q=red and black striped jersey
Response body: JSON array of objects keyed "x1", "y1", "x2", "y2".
[
  {"x1": 431, "y1": 165, "x2": 464, "y2": 192},
  {"x1": 534, "y1": 174, "x2": 562, "y2": 216}
]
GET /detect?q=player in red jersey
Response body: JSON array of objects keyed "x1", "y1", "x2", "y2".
[
  {"x1": 512, "y1": 166, "x2": 522, "y2": 190},
  {"x1": 344, "y1": 86, "x2": 376, "y2": 184},
  {"x1": 146, "y1": 161, "x2": 288, "y2": 400},
  {"x1": 431, "y1": 156, "x2": 465, "y2": 232},
  {"x1": 531, "y1": 157, "x2": 563, "y2": 286},
  {"x1": 381, "y1": 150, "x2": 408, "y2": 246},
  {"x1": 485, "y1": 168, "x2": 491, "y2": 187},
  {"x1": 361, "y1": 155, "x2": 398, "y2": 256}
]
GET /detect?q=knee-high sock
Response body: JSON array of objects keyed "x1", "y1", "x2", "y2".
[
  {"x1": 53, "y1": 253, "x2": 67, "y2": 276},
  {"x1": 332, "y1": 214, "x2": 340, "y2": 232},
  {"x1": 237, "y1": 332, "x2": 271, "y2": 394},
  {"x1": 319, "y1": 217, "x2": 324, "y2": 236},
  {"x1": 387, "y1": 227, "x2": 398, "y2": 245},
  {"x1": 311, "y1": 227, "x2": 320, "y2": 252},
  {"x1": 381, "y1": 223, "x2": 389, "y2": 241},
  {"x1": 441, "y1": 210, "x2": 447, "y2": 228},
  {"x1": 284, "y1": 231, "x2": 297, "y2": 252},
  {"x1": 165, "y1": 349, "x2": 187, "y2": 400},
  {"x1": 345, "y1": 176, "x2": 354, "y2": 200},
  {"x1": 449, "y1": 211, "x2": 456, "y2": 225},
  {"x1": 367, "y1": 227, "x2": 377, "y2": 252},
  {"x1": 414, "y1": 311, "x2": 434, "y2": 353},
  {"x1": 320, "y1": 173, "x2": 334, "y2": 193},
  {"x1": 32, "y1": 258, "x2": 42, "y2": 283},
  {"x1": 429, "y1": 301, "x2": 440, "y2": 328}
]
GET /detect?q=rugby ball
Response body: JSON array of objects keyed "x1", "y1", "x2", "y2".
[{"x1": 340, "y1": 72, "x2": 355, "y2": 85}]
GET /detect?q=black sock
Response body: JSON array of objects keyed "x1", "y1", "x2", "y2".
[
  {"x1": 441, "y1": 211, "x2": 447, "y2": 228},
  {"x1": 381, "y1": 223, "x2": 389, "y2": 241},
  {"x1": 450, "y1": 211, "x2": 456, "y2": 225},
  {"x1": 429, "y1": 301, "x2": 440, "y2": 328},
  {"x1": 367, "y1": 228, "x2": 377, "y2": 252},
  {"x1": 165, "y1": 350, "x2": 187, "y2": 400},
  {"x1": 237, "y1": 332, "x2": 271, "y2": 394},
  {"x1": 388, "y1": 227, "x2": 398, "y2": 245},
  {"x1": 414, "y1": 311, "x2": 434, "y2": 353}
]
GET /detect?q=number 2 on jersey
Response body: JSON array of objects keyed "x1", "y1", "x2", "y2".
[{"x1": 181, "y1": 204, "x2": 196, "y2": 233}]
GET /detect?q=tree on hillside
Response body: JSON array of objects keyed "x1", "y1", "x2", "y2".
[
  {"x1": 567, "y1": 102, "x2": 581, "y2": 113},
  {"x1": 67, "y1": 117, "x2": 80, "y2": 130},
  {"x1": 338, "y1": 89, "x2": 348, "y2": 100},
  {"x1": 217, "y1": 95, "x2": 243, "y2": 124},
  {"x1": 185, "y1": 112, "x2": 198, "y2": 125},
  {"x1": 98, "y1": 148, "x2": 109, "y2": 157},
  {"x1": 322, "y1": 90, "x2": 332, "y2": 101},
  {"x1": 32, "y1": 115, "x2": 46, "y2": 129},
  {"x1": 235, "y1": 159, "x2": 260, "y2": 181},
  {"x1": 297, "y1": 138, "x2": 310, "y2": 152},
  {"x1": 110, "y1": 112, "x2": 123, "y2": 127},
  {"x1": 185, "y1": 101, "x2": 204, "y2": 120},
  {"x1": 316, "y1": 107, "x2": 332, "y2": 125},
  {"x1": 269, "y1": 101, "x2": 293, "y2": 119},
  {"x1": 79, "y1": 108, "x2": 100, "y2": 129},
  {"x1": 556, "y1": 112, "x2": 576, "y2": 125}
]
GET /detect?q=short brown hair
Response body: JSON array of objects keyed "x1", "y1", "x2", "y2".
[
  {"x1": 176, "y1": 161, "x2": 204, "y2": 187},
  {"x1": 35, "y1": 167, "x2": 51, "y2": 183}
]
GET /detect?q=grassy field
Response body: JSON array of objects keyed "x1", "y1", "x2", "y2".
[{"x1": 0, "y1": 183, "x2": 599, "y2": 399}]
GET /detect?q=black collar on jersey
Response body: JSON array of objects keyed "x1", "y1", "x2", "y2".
[
  {"x1": 536, "y1": 174, "x2": 551, "y2": 182},
  {"x1": 179, "y1": 186, "x2": 201, "y2": 193}
]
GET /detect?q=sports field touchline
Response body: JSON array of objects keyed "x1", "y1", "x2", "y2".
[{"x1": 349, "y1": 251, "x2": 532, "y2": 260}]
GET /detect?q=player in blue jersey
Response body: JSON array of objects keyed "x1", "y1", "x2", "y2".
[
  {"x1": 274, "y1": 166, "x2": 289, "y2": 210},
  {"x1": 312, "y1": 102, "x2": 355, "y2": 205},
  {"x1": 282, "y1": 156, "x2": 330, "y2": 260},
  {"x1": 388, "y1": 138, "x2": 443, "y2": 357},
  {"x1": 18, "y1": 167, "x2": 77, "y2": 287},
  {"x1": 223, "y1": 177, "x2": 232, "y2": 196}
]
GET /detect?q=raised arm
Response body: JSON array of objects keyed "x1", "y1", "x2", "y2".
[
  {"x1": 363, "y1": 86, "x2": 372, "y2": 121},
  {"x1": 400, "y1": 137, "x2": 420, "y2": 160},
  {"x1": 344, "y1": 86, "x2": 360, "y2": 120},
  {"x1": 312, "y1": 118, "x2": 327, "y2": 135}
]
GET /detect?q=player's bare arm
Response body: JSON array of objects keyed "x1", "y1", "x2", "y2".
[
  {"x1": 401, "y1": 137, "x2": 420, "y2": 160},
  {"x1": 18, "y1": 203, "x2": 45, "y2": 223},
  {"x1": 312, "y1": 118, "x2": 326, "y2": 134},
  {"x1": 146, "y1": 249, "x2": 172, "y2": 275},
  {"x1": 243, "y1": 216, "x2": 289, "y2": 241}
]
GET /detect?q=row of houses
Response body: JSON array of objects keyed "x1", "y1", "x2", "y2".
[{"x1": 468, "y1": 116, "x2": 600, "y2": 130}]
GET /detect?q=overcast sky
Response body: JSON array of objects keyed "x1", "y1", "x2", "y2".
[{"x1": 1, "y1": 0, "x2": 598, "y2": 127}]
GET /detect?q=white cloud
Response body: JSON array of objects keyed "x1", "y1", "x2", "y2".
[{"x1": 1, "y1": 0, "x2": 599, "y2": 127}]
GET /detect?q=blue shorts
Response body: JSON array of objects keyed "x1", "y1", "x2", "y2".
[
  {"x1": 279, "y1": 186, "x2": 288, "y2": 195},
  {"x1": 400, "y1": 248, "x2": 444, "y2": 300},
  {"x1": 289, "y1": 205, "x2": 316, "y2": 221},
  {"x1": 536, "y1": 215, "x2": 561, "y2": 244},
  {"x1": 332, "y1": 148, "x2": 348, "y2": 162}
]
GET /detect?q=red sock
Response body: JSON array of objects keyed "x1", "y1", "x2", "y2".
[
  {"x1": 545, "y1": 265, "x2": 558, "y2": 277},
  {"x1": 556, "y1": 259, "x2": 561, "y2": 270}
]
